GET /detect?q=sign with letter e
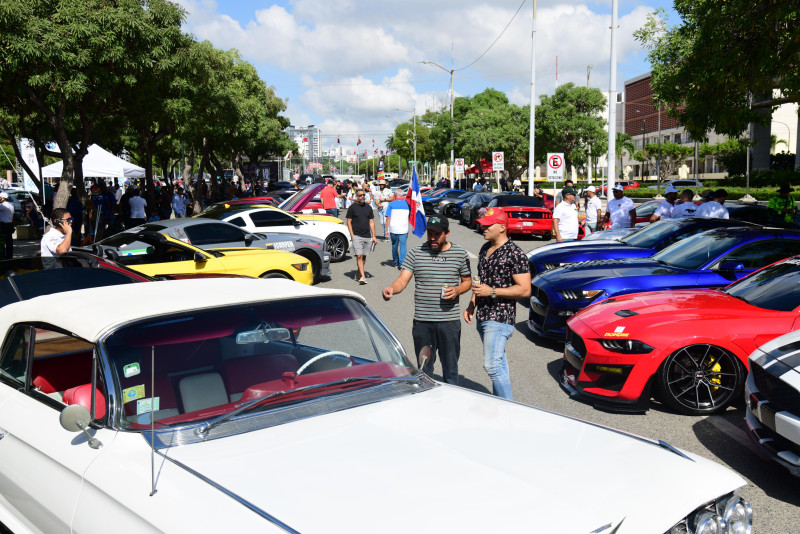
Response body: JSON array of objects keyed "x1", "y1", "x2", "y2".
[
  {"x1": 455, "y1": 158, "x2": 465, "y2": 173},
  {"x1": 547, "y1": 153, "x2": 564, "y2": 180}
]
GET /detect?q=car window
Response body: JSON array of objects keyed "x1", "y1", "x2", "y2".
[
  {"x1": 250, "y1": 211, "x2": 295, "y2": 228},
  {"x1": 714, "y1": 239, "x2": 800, "y2": 270},
  {"x1": 653, "y1": 232, "x2": 743, "y2": 270},
  {"x1": 0, "y1": 325, "x2": 32, "y2": 386},
  {"x1": 636, "y1": 202, "x2": 657, "y2": 218},
  {"x1": 725, "y1": 259, "x2": 800, "y2": 311},
  {"x1": 228, "y1": 216, "x2": 246, "y2": 227},
  {"x1": 185, "y1": 223, "x2": 246, "y2": 246},
  {"x1": 487, "y1": 199, "x2": 498, "y2": 207}
]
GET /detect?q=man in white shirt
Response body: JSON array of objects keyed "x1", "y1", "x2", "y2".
[
  {"x1": 582, "y1": 186, "x2": 602, "y2": 234},
  {"x1": 672, "y1": 189, "x2": 698, "y2": 218},
  {"x1": 695, "y1": 189, "x2": 729, "y2": 219},
  {"x1": 604, "y1": 184, "x2": 637, "y2": 229},
  {"x1": 0, "y1": 193, "x2": 14, "y2": 259},
  {"x1": 650, "y1": 184, "x2": 680, "y2": 222},
  {"x1": 512, "y1": 177, "x2": 522, "y2": 191},
  {"x1": 41, "y1": 208, "x2": 72, "y2": 268},
  {"x1": 552, "y1": 186, "x2": 579, "y2": 242}
]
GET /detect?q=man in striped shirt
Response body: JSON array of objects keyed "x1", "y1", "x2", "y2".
[{"x1": 382, "y1": 215, "x2": 472, "y2": 384}]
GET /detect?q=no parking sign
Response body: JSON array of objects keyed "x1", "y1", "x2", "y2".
[
  {"x1": 547, "y1": 153, "x2": 564, "y2": 180},
  {"x1": 492, "y1": 152, "x2": 504, "y2": 171}
]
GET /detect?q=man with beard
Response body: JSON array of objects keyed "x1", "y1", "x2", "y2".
[
  {"x1": 382, "y1": 215, "x2": 472, "y2": 385},
  {"x1": 346, "y1": 188, "x2": 378, "y2": 284}
]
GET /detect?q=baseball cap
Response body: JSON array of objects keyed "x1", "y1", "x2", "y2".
[
  {"x1": 585, "y1": 185, "x2": 596, "y2": 193},
  {"x1": 613, "y1": 184, "x2": 624, "y2": 191},
  {"x1": 562, "y1": 186, "x2": 577, "y2": 196},
  {"x1": 0, "y1": 192, "x2": 7, "y2": 200},
  {"x1": 476, "y1": 207, "x2": 508, "y2": 226},
  {"x1": 700, "y1": 189, "x2": 714, "y2": 199},
  {"x1": 664, "y1": 184, "x2": 679, "y2": 194},
  {"x1": 427, "y1": 215, "x2": 449, "y2": 232}
]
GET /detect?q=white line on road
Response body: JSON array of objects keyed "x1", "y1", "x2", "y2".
[{"x1": 467, "y1": 251, "x2": 477, "y2": 259}]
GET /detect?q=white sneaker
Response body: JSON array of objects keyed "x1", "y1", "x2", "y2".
[{"x1": 358, "y1": 276, "x2": 367, "y2": 285}]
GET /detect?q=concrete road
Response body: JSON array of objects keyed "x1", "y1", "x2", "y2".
[{"x1": 316, "y1": 214, "x2": 798, "y2": 533}]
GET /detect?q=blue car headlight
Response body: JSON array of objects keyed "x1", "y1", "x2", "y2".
[{"x1": 559, "y1": 289, "x2": 603, "y2": 300}]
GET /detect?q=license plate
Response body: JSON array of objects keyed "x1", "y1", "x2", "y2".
[{"x1": 522, "y1": 221, "x2": 533, "y2": 227}]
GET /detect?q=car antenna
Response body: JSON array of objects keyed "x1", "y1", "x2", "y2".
[{"x1": 149, "y1": 344, "x2": 157, "y2": 496}]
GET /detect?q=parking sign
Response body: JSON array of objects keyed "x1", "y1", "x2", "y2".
[
  {"x1": 455, "y1": 158, "x2": 465, "y2": 173},
  {"x1": 547, "y1": 153, "x2": 564, "y2": 180},
  {"x1": 492, "y1": 152, "x2": 504, "y2": 172}
]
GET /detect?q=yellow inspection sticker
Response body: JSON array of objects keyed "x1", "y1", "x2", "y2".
[{"x1": 122, "y1": 384, "x2": 145, "y2": 403}]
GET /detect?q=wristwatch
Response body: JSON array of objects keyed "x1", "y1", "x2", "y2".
[{"x1": 490, "y1": 287, "x2": 496, "y2": 298}]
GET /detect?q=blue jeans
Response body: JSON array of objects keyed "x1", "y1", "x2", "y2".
[
  {"x1": 477, "y1": 320, "x2": 515, "y2": 399},
  {"x1": 326, "y1": 208, "x2": 338, "y2": 218},
  {"x1": 390, "y1": 232, "x2": 407, "y2": 266},
  {"x1": 413, "y1": 319, "x2": 461, "y2": 385}
]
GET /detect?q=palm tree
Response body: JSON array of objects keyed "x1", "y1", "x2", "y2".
[{"x1": 616, "y1": 133, "x2": 635, "y2": 179}]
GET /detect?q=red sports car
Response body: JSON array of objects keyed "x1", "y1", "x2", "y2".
[
  {"x1": 477, "y1": 194, "x2": 554, "y2": 238},
  {"x1": 596, "y1": 180, "x2": 641, "y2": 196},
  {"x1": 563, "y1": 255, "x2": 800, "y2": 415}
]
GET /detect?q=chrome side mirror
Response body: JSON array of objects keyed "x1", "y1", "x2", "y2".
[{"x1": 60, "y1": 405, "x2": 102, "y2": 449}]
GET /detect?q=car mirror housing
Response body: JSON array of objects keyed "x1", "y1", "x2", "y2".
[
  {"x1": 717, "y1": 261, "x2": 745, "y2": 271},
  {"x1": 59, "y1": 405, "x2": 102, "y2": 449},
  {"x1": 194, "y1": 251, "x2": 208, "y2": 263}
]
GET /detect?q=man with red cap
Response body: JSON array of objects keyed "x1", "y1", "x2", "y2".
[{"x1": 464, "y1": 207, "x2": 531, "y2": 399}]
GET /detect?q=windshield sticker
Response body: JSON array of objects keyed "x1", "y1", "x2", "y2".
[
  {"x1": 123, "y1": 384, "x2": 145, "y2": 403},
  {"x1": 123, "y1": 362, "x2": 141, "y2": 378},
  {"x1": 119, "y1": 248, "x2": 150, "y2": 256},
  {"x1": 136, "y1": 397, "x2": 160, "y2": 415},
  {"x1": 168, "y1": 228, "x2": 190, "y2": 244}
]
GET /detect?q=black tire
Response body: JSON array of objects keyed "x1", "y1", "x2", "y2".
[
  {"x1": 296, "y1": 249, "x2": 322, "y2": 284},
  {"x1": 444, "y1": 204, "x2": 458, "y2": 218},
  {"x1": 326, "y1": 233, "x2": 348, "y2": 262},
  {"x1": 260, "y1": 271, "x2": 291, "y2": 280},
  {"x1": 542, "y1": 233, "x2": 552, "y2": 241},
  {"x1": 656, "y1": 344, "x2": 745, "y2": 415}
]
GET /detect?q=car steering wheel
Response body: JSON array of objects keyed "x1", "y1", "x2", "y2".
[{"x1": 295, "y1": 351, "x2": 353, "y2": 375}]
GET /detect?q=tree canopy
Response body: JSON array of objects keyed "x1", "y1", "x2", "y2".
[{"x1": 634, "y1": 2, "x2": 800, "y2": 140}]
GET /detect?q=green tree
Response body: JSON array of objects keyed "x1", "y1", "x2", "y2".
[
  {"x1": 634, "y1": 4, "x2": 799, "y2": 140},
  {"x1": 645, "y1": 142, "x2": 693, "y2": 183},
  {"x1": 535, "y1": 83, "x2": 608, "y2": 172},
  {"x1": 615, "y1": 132, "x2": 635, "y2": 179},
  {"x1": 700, "y1": 138, "x2": 750, "y2": 175},
  {"x1": 0, "y1": 0, "x2": 188, "y2": 208}
]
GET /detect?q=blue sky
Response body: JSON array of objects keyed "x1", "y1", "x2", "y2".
[{"x1": 176, "y1": 0, "x2": 679, "y2": 152}]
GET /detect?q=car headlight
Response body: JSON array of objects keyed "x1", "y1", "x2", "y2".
[
  {"x1": 559, "y1": 289, "x2": 603, "y2": 300},
  {"x1": 599, "y1": 339, "x2": 654, "y2": 354},
  {"x1": 291, "y1": 263, "x2": 309, "y2": 271},
  {"x1": 668, "y1": 493, "x2": 752, "y2": 534}
]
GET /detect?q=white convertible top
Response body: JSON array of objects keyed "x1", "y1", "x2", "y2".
[{"x1": 0, "y1": 278, "x2": 364, "y2": 342}]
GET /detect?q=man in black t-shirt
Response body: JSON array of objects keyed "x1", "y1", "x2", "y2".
[{"x1": 346, "y1": 189, "x2": 377, "y2": 284}]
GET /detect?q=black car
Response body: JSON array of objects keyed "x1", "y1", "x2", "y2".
[
  {"x1": 460, "y1": 193, "x2": 498, "y2": 228},
  {"x1": 422, "y1": 189, "x2": 468, "y2": 216}
]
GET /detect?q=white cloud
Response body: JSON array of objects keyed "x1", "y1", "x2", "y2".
[{"x1": 176, "y1": 0, "x2": 659, "y2": 152}]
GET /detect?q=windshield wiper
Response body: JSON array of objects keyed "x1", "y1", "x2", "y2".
[{"x1": 195, "y1": 375, "x2": 385, "y2": 436}]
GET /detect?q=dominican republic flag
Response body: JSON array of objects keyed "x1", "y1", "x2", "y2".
[{"x1": 405, "y1": 166, "x2": 426, "y2": 238}]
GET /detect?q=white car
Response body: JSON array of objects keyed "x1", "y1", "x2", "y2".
[
  {"x1": 746, "y1": 329, "x2": 800, "y2": 477},
  {"x1": 200, "y1": 205, "x2": 350, "y2": 263},
  {"x1": 0, "y1": 278, "x2": 752, "y2": 533}
]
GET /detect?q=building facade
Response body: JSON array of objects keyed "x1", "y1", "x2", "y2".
[{"x1": 285, "y1": 125, "x2": 321, "y2": 161}]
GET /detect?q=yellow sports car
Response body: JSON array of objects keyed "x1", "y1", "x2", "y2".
[{"x1": 90, "y1": 230, "x2": 313, "y2": 284}]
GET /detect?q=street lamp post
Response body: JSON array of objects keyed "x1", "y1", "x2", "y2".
[
  {"x1": 635, "y1": 108, "x2": 645, "y2": 181},
  {"x1": 421, "y1": 60, "x2": 455, "y2": 188}
]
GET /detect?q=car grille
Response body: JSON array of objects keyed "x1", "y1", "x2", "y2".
[
  {"x1": 751, "y1": 361, "x2": 800, "y2": 416},
  {"x1": 508, "y1": 210, "x2": 550, "y2": 220}
]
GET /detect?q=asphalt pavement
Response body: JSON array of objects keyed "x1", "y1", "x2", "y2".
[{"x1": 315, "y1": 211, "x2": 797, "y2": 533}]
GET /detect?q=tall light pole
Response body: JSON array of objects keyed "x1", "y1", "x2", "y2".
[
  {"x1": 606, "y1": 0, "x2": 618, "y2": 193},
  {"x1": 421, "y1": 60, "x2": 455, "y2": 188},
  {"x1": 635, "y1": 108, "x2": 645, "y2": 180},
  {"x1": 528, "y1": 0, "x2": 537, "y2": 196}
]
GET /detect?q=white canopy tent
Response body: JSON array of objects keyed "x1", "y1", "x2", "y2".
[{"x1": 40, "y1": 144, "x2": 145, "y2": 179}]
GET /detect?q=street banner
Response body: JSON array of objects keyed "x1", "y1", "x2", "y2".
[
  {"x1": 377, "y1": 155, "x2": 385, "y2": 181},
  {"x1": 19, "y1": 138, "x2": 40, "y2": 193},
  {"x1": 405, "y1": 167, "x2": 426, "y2": 238}
]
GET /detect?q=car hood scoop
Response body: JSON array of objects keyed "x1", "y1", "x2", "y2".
[{"x1": 165, "y1": 386, "x2": 743, "y2": 533}]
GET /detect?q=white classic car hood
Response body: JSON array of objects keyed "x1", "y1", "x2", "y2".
[{"x1": 165, "y1": 385, "x2": 744, "y2": 534}]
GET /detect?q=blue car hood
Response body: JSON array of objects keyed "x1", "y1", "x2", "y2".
[
  {"x1": 534, "y1": 244, "x2": 654, "y2": 264},
  {"x1": 538, "y1": 258, "x2": 682, "y2": 288}
]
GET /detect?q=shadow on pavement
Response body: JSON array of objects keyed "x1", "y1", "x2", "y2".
[
  {"x1": 692, "y1": 412, "x2": 800, "y2": 505},
  {"x1": 514, "y1": 321, "x2": 563, "y2": 351},
  {"x1": 424, "y1": 371, "x2": 491, "y2": 395}
]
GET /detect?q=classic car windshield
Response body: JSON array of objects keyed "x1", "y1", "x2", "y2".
[
  {"x1": 103, "y1": 296, "x2": 418, "y2": 430},
  {"x1": 725, "y1": 258, "x2": 800, "y2": 311},
  {"x1": 651, "y1": 231, "x2": 743, "y2": 270}
]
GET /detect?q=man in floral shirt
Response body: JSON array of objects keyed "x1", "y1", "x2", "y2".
[{"x1": 464, "y1": 208, "x2": 531, "y2": 399}]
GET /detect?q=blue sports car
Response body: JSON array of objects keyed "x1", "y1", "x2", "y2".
[
  {"x1": 422, "y1": 189, "x2": 467, "y2": 215},
  {"x1": 528, "y1": 226, "x2": 800, "y2": 339},
  {"x1": 527, "y1": 218, "x2": 755, "y2": 276}
]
